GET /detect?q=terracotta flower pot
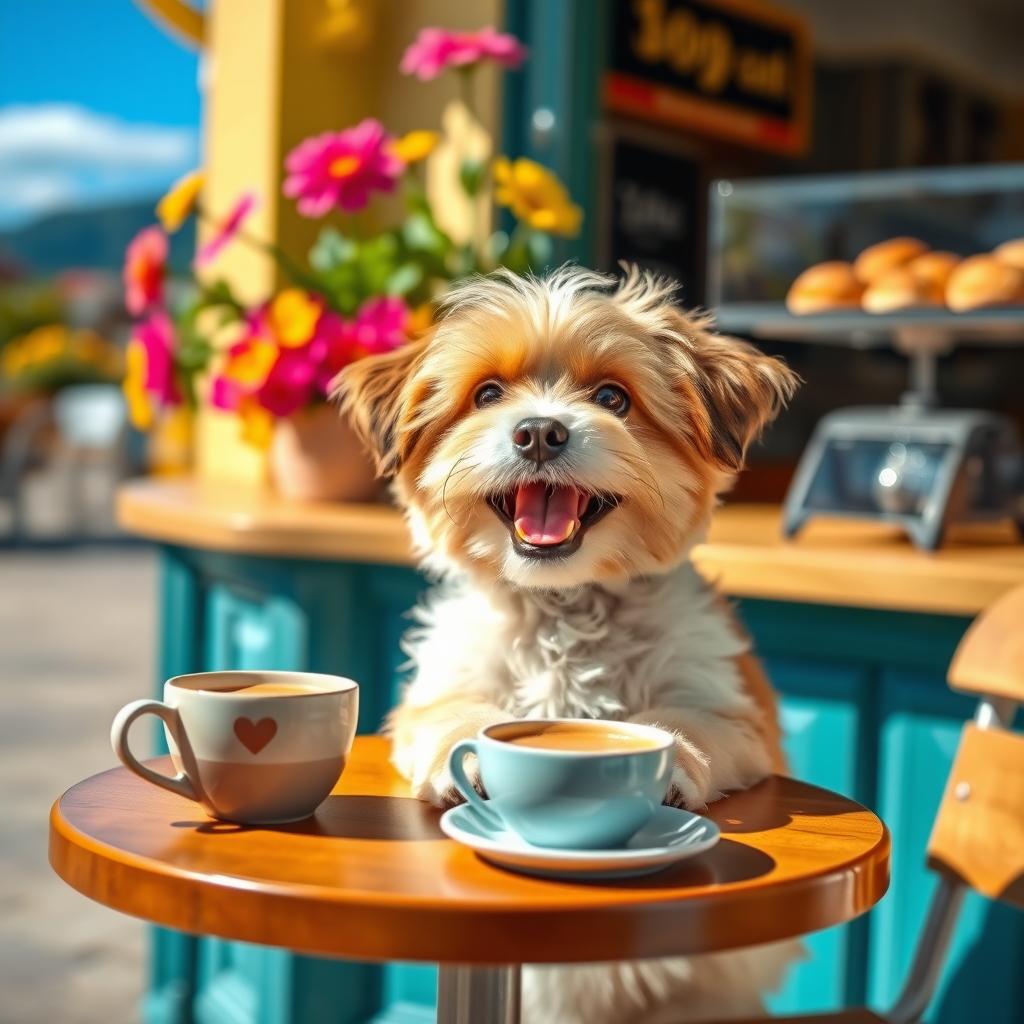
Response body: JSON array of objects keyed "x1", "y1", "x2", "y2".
[{"x1": 269, "y1": 404, "x2": 382, "y2": 502}]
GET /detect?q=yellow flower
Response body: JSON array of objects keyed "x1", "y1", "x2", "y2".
[
  {"x1": 157, "y1": 170, "x2": 204, "y2": 232},
  {"x1": 268, "y1": 289, "x2": 321, "y2": 347},
  {"x1": 23, "y1": 325, "x2": 68, "y2": 363},
  {"x1": 493, "y1": 157, "x2": 583, "y2": 238},
  {"x1": 223, "y1": 337, "x2": 278, "y2": 388},
  {"x1": 123, "y1": 340, "x2": 155, "y2": 430},
  {"x1": 239, "y1": 398, "x2": 274, "y2": 449},
  {"x1": 391, "y1": 130, "x2": 441, "y2": 165},
  {"x1": 1, "y1": 344, "x2": 24, "y2": 375}
]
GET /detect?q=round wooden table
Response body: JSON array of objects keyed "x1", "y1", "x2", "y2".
[{"x1": 50, "y1": 736, "x2": 890, "y2": 1024}]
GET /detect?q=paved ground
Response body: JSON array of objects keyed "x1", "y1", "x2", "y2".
[{"x1": 1, "y1": 547, "x2": 155, "y2": 1024}]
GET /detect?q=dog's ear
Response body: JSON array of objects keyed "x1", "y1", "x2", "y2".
[
  {"x1": 613, "y1": 266, "x2": 799, "y2": 473},
  {"x1": 332, "y1": 334, "x2": 430, "y2": 477},
  {"x1": 680, "y1": 314, "x2": 799, "y2": 472}
]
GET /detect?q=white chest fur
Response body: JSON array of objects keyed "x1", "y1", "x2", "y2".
[{"x1": 402, "y1": 563, "x2": 753, "y2": 722}]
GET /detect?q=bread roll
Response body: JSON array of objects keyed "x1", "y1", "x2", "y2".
[
  {"x1": 946, "y1": 254, "x2": 1024, "y2": 312},
  {"x1": 862, "y1": 267, "x2": 941, "y2": 313},
  {"x1": 906, "y1": 251, "x2": 960, "y2": 299},
  {"x1": 853, "y1": 237, "x2": 929, "y2": 284},
  {"x1": 993, "y1": 238, "x2": 1024, "y2": 273},
  {"x1": 786, "y1": 261, "x2": 864, "y2": 315}
]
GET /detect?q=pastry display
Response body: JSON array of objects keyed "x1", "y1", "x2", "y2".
[
  {"x1": 852, "y1": 237, "x2": 929, "y2": 284},
  {"x1": 862, "y1": 267, "x2": 940, "y2": 313},
  {"x1": 906, "y1": 251, "x2": 960, "y2": 298},
  {"x1": 946, "y1": 254, "x2": 1024, "y2": 312},
  {"x1": 785, "y1": 261, "x2": 864, "y2": 314},
  {"x1": 786, "y1": 238, "x2": 1024, "y2": 314},
  {"x1": 993, "y1": 238, "x2": 1024, "y2": 273}
]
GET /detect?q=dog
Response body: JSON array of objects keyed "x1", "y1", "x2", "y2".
[{"x1": 336, "y1": 265, "x2": 800, "y2": 1023}]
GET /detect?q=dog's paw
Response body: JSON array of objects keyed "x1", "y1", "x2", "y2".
[
  {"x1": 664, "y1": 767, "x2": 712, "y2": 811},
  {"x1": 412, "y1": 754, "x2": 484, "y2": 809},
  {"x1": 663, "y1": 738, "x2": 716, "y2": 811}
]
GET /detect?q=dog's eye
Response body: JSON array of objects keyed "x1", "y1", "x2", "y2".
[
  {"x1": 593, "y1": 384, "x2": 630, "y2": 416},
  {"x1": 474, "y1": 382, "x2": 504, "y2": 408}
]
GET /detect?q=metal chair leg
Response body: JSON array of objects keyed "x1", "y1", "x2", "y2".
[
  {"x1": 888, "y1": 876, "x2": 965, "y2": 1024},
  {"x1": 437, "y1": 964, "x2": 521, "y2": 1024}
]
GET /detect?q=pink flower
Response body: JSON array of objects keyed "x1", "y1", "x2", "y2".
[
  {"x1": 352, "y1": 296, "x2": 409, "y2": 354},
  {"x1": 314, "y1": 312, "x2": 362, "y2": 394},
  {"x1": 124, "y1": 226, "x2": 167, "y2": 315},
  {"x1": 133, "y1": 312, "x2": 180, "y2": 404},
  {"x1": 400, "y1": 26, "x2": 527, "y2": 81},
  {"x1": 283, "y1": 119, "x2": 404, "y2": 217},
  {"x1": 195, "y1": 192, "x2": 257, "y2": 267},
  {"x1": 254, "y1": 347, "x2": 323, "y2": 417}
]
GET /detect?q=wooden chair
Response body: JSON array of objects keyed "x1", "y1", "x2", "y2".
[{"x1": 724, "y1": 583, "x2": 1024, "y2": 1024}]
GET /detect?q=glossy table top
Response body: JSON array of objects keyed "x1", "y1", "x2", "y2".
[{"x1": 50, "y1": 737, "x2": 891, "y2": 964}]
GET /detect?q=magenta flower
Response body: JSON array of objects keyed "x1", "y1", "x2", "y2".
[
  {"x1": 313, "y1": 312, "x2": 360, "y2": 395},
  {"x1": 253, "y1": 346, "x2": 325, "y2": 417},
  {"x1": 400, "y1": 26, "x2": 527, "y2": 81},
  {"x1": 124, "y1": 226, "x2": 167, "y2": 315},
  {"x1": 195, "y1": 192, "x2": 257, "y2": 267},
  {"x1": 351, "y1": 296, "x2": 409, "y2": 354},
  {"x1": 210, "y1": 373, "x2": 241, "y2": 412},
  {"x1": 283, "y1": 119, "x2": 404, "y2": 217},
  {"x1": 134, "y1": 311, "x2": 180, "y2": 404}
]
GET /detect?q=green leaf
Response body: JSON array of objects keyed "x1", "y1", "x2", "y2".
[
  {"x1": 459, "y1": 158, "x2": 487, "y2": 198},
  {"x1": 486, "y1": 230, "x2": 511, "y2": 266},
  {"x1": 309, "y1": 228, "x2": 357, "y2": 272},
  {"x1": 526, "y1": 231, "x2": 554, "y2": 270},
  {"x1": 402, "y1": 212, "x2": 452, "y2": 261},
  {"x1": 386, "y1": 262, "x2": 424, "y2": 297}
]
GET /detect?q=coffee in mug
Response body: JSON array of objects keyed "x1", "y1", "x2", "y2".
[
  {"x1": 501, "y1": 722, "x2": 665, "y2": 752},
  {"x1": 111, "y1": 671, "x2": 359, "y2": 825},
  {"x1": 449, "y1": 718, "x2": 674, "y2": 849}
]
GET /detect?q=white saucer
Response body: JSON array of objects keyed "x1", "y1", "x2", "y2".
[{"x1": 440, "y1": 802, "x2": 720, "y2": 880}]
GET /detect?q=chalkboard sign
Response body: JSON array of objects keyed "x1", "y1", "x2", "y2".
[
  {"x1": 606, "y1": 136, "x2": 700, "y2": 301},
  {"x1": 605, "y1": 0, "x2": 811, "y2": 155}
]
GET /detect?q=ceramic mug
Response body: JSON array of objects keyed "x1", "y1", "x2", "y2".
[
  {"x1": 448, "y1": 719, "x2": 674, "y2": 849},
  {"x1": 111, "y1": 671, "x2": 359, "y2": 824}
]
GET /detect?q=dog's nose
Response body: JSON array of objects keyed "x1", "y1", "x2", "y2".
[{"x1": 512, "y1": 417, "x2": 569, "y2": 463}]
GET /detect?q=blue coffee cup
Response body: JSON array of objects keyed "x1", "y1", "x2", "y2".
[{"x1": 448, "y1": 718, "x2": 674, "y2": 849}]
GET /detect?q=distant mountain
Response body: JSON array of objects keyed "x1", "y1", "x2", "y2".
[{"x1": 0, "y1": 199, "x2": 196, "y2": 276}]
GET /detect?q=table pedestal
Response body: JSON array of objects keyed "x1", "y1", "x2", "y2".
[{"x1": 437, "y1": 964, "x2": 521, "y2": 1024}]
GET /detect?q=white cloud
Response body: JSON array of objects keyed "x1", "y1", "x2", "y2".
[{"x1": 0, "y1": 103, "x2": 199, "y2": 229}]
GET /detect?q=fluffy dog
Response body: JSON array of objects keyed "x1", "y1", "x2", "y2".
[{"x1": 337, "y1": 265, "x2": 800, "y2": 1023}]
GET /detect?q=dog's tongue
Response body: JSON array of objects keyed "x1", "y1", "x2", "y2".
[{"x1": 514, "y1": 483, "x2": 585, "y2": 546}]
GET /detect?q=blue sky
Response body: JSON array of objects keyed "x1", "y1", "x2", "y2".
[{"x1": 0, "y1": 0, "x2": 202, "y2": 228}]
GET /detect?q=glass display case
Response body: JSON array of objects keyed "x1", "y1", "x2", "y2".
[
  {"x1": 707, "y1": 163, "x2": 1024, "y2": 344},
  {"x1": 706, "y1": 164, "x2": 1024, "y2": 547}
]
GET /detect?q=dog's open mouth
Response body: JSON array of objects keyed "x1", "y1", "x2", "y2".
[{"x1": 487, "y1": 482, "x2": 620, "y2": 559}]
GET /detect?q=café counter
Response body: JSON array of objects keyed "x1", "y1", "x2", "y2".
[{"x1": 117, "y1": 478, "x2": 1024, "y2": 1024}]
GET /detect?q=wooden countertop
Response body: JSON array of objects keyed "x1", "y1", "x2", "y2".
[{"x1": 117, "y1": 478, "x2": 1024, "y2": 617}]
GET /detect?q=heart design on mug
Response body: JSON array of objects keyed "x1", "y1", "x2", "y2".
[{"x1": 234, "y1": 717, "x2": 278, "y2": 754}]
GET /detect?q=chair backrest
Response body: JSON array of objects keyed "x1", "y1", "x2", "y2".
[
  {"x1": 930, "y1": 583, "x2": 1024, "y2": 908},
  {"x1": 888, "y1": 586, "x2": 1024, "y2": 1023},
  {"x1": 927, "y1": 723, "x2": 1024, "y2": 908},
  {"x1": 947, "y1": 584, "x2": 1024, "y2": 705}
]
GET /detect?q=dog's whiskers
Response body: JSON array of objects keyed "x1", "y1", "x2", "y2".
[{"x1": 441, "y1": 454, "x2": 478, "y2": 525}]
